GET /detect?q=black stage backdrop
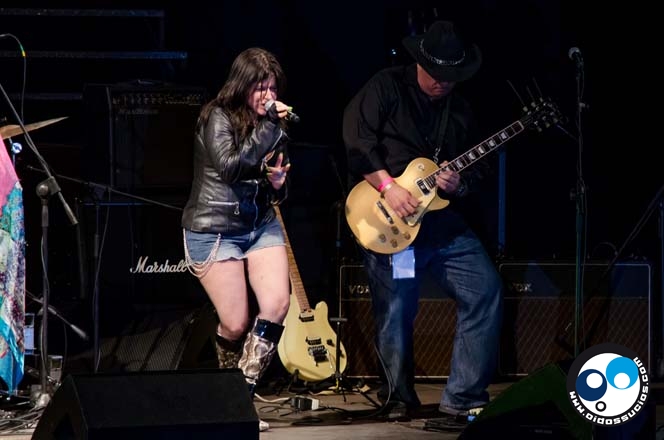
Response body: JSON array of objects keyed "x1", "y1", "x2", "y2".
[{"x1": 0, "y1": 0, "x2": 660, "y2": 361}]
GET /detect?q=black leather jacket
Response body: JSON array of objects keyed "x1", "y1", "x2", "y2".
[{"x1": 181, "y1": 107, "x2": 288, "y2": 234}]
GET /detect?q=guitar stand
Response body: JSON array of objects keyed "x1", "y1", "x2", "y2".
[
  {"x1": 329, "y1": 317, "x2": 380, "y2": 408},
  {"x1": 285, "y1": 369, "x2": 302, "y2": 394}
]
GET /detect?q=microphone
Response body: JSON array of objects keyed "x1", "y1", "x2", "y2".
[
  {"x1": 568, "y1": 47, "x2": 583, "y2": 67},
  {"x1": 36, "y1": 304, "x2": 90, "y2": 341},
  {"x1": 70, "y1": 324, "x2": 90, "y2": 341},
  {"x1": 265, "y1": 99, "x2": 300, "y2": 123}
]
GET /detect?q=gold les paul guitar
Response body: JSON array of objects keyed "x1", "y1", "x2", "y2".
[
  {"x1": 275, "y1": 206, "x2": 348, "y2": 382},
  {"x1": 345, "y1": 98, "x2": 562, "y2": 254}
]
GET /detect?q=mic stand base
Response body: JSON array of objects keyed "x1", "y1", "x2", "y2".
[
  {"x1": 30, "y1": 389, "x2": 51, "y2": 410},
  {"x1": 328, "y1": 317, "x2": 380, "y2": 409}
]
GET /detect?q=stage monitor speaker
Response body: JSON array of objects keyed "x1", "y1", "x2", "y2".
[
  {"x1": 82, "y1": 81, "x2": 206, "y2": 191},
  {"x1": 498, "y1": 260, "x2": 652, "y2": 376},
  {"x1": 31, "y1": 369, "x2": 258, "y2": 440},
  {"x1": 459, "y1": 362, "x2": 592, "y2": 439},
  {"x1": 339, "y1": 264, "x2": 455, "y2": 378}
]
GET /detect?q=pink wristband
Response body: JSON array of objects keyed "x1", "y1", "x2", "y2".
[{"x1": 377, "y1": 178, "x2": 395, "y2": 193}]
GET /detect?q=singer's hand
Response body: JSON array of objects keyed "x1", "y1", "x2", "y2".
[
  {"x1": 265, "y1": 100, "x2": 290, "y2": 121},
  {"x1": 266, "y1": 152, "x2": 290, "y2": 190}
]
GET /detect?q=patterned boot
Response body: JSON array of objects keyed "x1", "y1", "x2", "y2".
[
  {"x1": 238, "y1": 318, "x2": 284, "y2": 432},
  {"x1": 215, "y1": 334, "x2": 244, "y2": 369}
]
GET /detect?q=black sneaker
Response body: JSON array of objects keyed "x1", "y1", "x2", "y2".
[
  {"x1": 438, "y1": 405, "x2": 485, "y2": 421},
  {"x1": 423, "y1": 416, "x2": 468, "y2": 433},
  {"x1": 377, "y1": 400, "x2": 410, "y2": 421}
]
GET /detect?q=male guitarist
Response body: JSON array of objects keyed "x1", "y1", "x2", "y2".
[{"x1": 342, "y1": 20, "x2": 503, "y2": 420}]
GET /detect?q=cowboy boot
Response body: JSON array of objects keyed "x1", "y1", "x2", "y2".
[
  {"x1": 215, "y1": 333, "x2": 244, "y2": 369},
  {"x1": 238, "y1": 317, "x2": 284, "y2": 432}
]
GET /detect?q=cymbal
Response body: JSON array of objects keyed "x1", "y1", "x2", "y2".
[{"x1": 0, "y1": 116, "x2": 68, "y2": 139}]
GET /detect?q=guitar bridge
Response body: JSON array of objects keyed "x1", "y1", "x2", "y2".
[
  {"x1": 308, "y1": 345, "x2": 328, "y2": 363},
  {"x1": 376, "y1": 201, "x2": 395, "y2": 225}
]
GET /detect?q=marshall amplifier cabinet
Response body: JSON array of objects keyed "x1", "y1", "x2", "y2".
[
  {"x1": 82, "y1": 81, "x2": 207, "y2": 191},
  {"x1": 498, "y1": 260, "x2": 652, "y2": 376},
  {"x1": 77, "y1": 200, "x2": 208, "y2": 338},
  {"x1": 339, "y1": 264, "x2": 456, "y2": 378}
]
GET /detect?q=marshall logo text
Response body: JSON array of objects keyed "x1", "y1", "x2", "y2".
[{"x1": 130, "y1": 256, "x2": 188, "y2": 274}]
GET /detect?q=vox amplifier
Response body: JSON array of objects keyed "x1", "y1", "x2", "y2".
[
  {"x1": 339, "y1": 264, "x2": 454, "y2": 378},
  {"x1": 498, "y1": 260, "x2": 652, "y2": 376}
]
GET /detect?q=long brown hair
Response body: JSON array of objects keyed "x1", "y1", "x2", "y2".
[{"x1": 199, "y1": 47, "x2": 286, "y2": 142}]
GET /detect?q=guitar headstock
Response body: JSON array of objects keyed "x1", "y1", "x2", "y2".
[{"x1": 521, "y1": 98, "x2": 565, "y2": 132}]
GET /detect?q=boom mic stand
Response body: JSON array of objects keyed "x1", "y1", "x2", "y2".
[
  {"x1": 26, "y1": 290, "x2": 89, "y2": 342},
  {"x1": 0, "y1": 82, "x2": 78, "y2": 408},
  {"x1": 577, "y1": 184, "x2": 664, "y2": 375},
  {"x1": 571, "y1": 53, "x2": 587, "y2": 358}
]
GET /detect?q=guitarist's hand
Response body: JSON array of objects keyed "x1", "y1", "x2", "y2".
[
  {"x1": 384, "y1": 183, "x2": 420, "y2": 217},
  {"x1": 435, "y1": 160, "x2": 462, "y2": 194}
]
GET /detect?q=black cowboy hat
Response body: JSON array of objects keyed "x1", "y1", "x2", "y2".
[{"x1": 402, "y1": 20, "x2": 482, "y2": 82}]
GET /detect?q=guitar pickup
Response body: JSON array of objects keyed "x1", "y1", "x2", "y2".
[
  {"x1": 306, "y1": 336, "x2": 322, "y2": 345},
  {"x1": 416, "y1": 178, "x2": 430, "y2": 195},
  {"x1": 298, "y1": 311, "x2": 315, "y2": 322}
]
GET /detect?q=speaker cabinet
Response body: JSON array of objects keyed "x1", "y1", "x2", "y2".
[
  {"x1": 498, "y1": 260, "x2": 652, "y2": 376},
  {"x1": 82, "y1": 81, "x2": 206, "y2": 190},
  {"x1": 32, "y1": 369, "x2": 258, "y2": 439},
  {"x1": 74, "y1": 200, "x2": 208, "y2": 340},
  {"x1": 339, "y1": 264, "x2": 455, "y2": 378}
]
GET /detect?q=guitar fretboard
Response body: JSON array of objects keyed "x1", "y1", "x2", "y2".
[
  {"x1": 274, "y1": 206, "x2": 311, "y2": 312},
  {"x1": 422, "y1": 120, "x2": 525, "y2": 189}
]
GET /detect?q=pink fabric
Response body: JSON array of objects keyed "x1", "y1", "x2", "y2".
[
  {"x1": 0, "y1": 135, "x2": 25, "y2": 392},
  {"x1": 0, "y1": 136, "x2": 18, "y2": 204}
]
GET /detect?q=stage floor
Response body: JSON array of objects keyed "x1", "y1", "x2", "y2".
[{"x1": 7, "y1": 379, "x2": 664, "y2": 439}]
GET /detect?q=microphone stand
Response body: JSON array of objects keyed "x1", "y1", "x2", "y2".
[
  {"x1": 25, "y1": 165, "x2": 182, "y2": 373},
  {"x1": 0, "y1": 81, "x2": 78, "y2": 408},
  {"x1": 571, "y1": 59, "x2": 587, "y2": 358},
  {"x1": 27, "y1": 290, "x2": 89, "y2": 342},
  {"x1": 577, "y1": 184, "x2": 664, "y2": 374}
]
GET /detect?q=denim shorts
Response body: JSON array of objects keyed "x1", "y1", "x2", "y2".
[{"x1": 184, "y1": 217, "x2": 285, "y2": 263}]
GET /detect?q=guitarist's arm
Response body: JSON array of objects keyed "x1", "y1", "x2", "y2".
[{"x1": 362, "y1": 169, "x2": 393, "y2": 193}]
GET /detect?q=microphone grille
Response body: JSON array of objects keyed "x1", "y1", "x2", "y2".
[{"x1": 567, "y1": 47, "x2": 581, "y2": 60}]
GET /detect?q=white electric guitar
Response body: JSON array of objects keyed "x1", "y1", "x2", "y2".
[{"x1": 276, "y1": 206, "x2": 348, "y2": 382}]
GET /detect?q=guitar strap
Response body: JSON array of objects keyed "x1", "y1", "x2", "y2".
[{"x1": 431, "y1": 96, "x2": 452, "y2": 164}]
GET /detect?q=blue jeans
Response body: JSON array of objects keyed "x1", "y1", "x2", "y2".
[
  {"x1": 360, "y1": 229, "x2": 503, "y2": 410},
  {"x1": 184, "y1": 217, "x2": 285, "y2": 262}
]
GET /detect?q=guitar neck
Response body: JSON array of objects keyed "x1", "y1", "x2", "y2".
[
  {"x1": 274, "y1": 206, "x2": 311, "y2": 312},
  {"x1": 426, "y1": 120, "x2": 525, "y2": 186}
]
